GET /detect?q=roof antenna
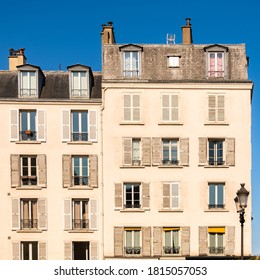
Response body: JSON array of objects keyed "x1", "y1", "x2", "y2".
[{"x1": 166, "y1": 33, "x2": 176, "y2": 44}]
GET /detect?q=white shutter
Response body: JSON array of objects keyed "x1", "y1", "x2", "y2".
[
  {"x1": 217, "y1": 95, "x2": 225, "y2": 121},
  {"x1": 171, "y1": 182, "x2": 180, "y2": 208},
  {"x1": 90, "y1": 241, "x2": 99, "y2": 260},
  {"x1": 89, "y1": 199, "x2": 98, "y2": 230},
  {"x1": 208, "y1": 95, "x2": 216, "y2": 121},
  {"x1": 171, "y1": 95, "x2": 179, "y2": 121},
  {"x1": 12, "y1": 198, "x2": 20, "y2": 230},
  {"x1": 64, "y1": 242, "x2": 72, "y2": 260},
  {"x1": 38, "y1": 198, "x2": 47, "y2": 230},
  {"x1": 64, "y1": 199, "x2": 71, "y2": 230},
  {"x1": 12, "y1": 242, "x2": 20, "y2": 260},
  {"x1": 132, "y1": 94, "x2": 140, "y2": 121},
  {"x1": 37, "y1": 109, "x2": 46, "y2": 141},
  {"x1": 88, "y1": 110, "x2": 98, "y2": 142},
  {"x1": 10, "y1": 109, "x2": 19, "y2": 141},
  {"x1": 62, "y1": 110, "x2": 70, "y2": 142},
  {"x1": 162, "y1": 95, "x2": 170, "y2": 121},
  {"x1": 39, "y1": 242, "x2": 47, "y2": 260},
  {"x1": 123, "y1": 94, "x2": 131, "y2": 121}
]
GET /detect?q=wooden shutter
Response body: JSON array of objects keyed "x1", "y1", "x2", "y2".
[
  {"x1": 142, "y1": 183, "x2": 150, "y2": 209},
  {"x1": 199, "y1": 226, "x2": 208, "y2": 255},
  {"x1": 162, "y1": 94, "x2": 170, "y2": 121},
  {"x1": 226, "y1": 226, "x2": 235, "y2": 255},
  {"x1": 152, "y1": 137, "x2": 161, "y2": 165},
  {"x1": 132, "y1": 94, "x2": 140, "y2": 121},
  {"x1": 89, "y1": 199, "x2": 98, "y2": 230},
  {"x1": 142, "y1": 137, "x2": 151, "y2": 166},
  {"x1": 12, "y1": 198, "x2": 20, "y2": 230},
  {"x1": 64, "y1": 199, "x2": 71, "y2": 230},
  {"x1": 226, "y1": 138, "x2": 235, "y2": 166},
  {"x1": 123, "y1": 138, "x2": 132, "y2": 165},
  {"x1": 62, "y1": 109, "x2": 70, "y2": 142},
  {"x1": 153, "y1": 227, "x2": 162, "y2": 256},
  {"x1": 10, "y1": 109, "x2": 19, "y2": 141},
  {"x1": 171, "y1": 182, "x2": 180, "y2": 208},
  {"x1": 39, "y1": 242, "x2": 47, "y2": 260},
  {"x1": 64, "y1": 242, "x2": 72, "y2": 260},
  {"x1": 142, "y1": 227, "x2": 151, "y2": 256},
  {"x1": 38, "y1": 198, "x2": 47, "y2": 230},
  {"x1": 162, "y1": 183, "x2": 170, "y2": 208},
  {"x1": 171, "y1": 95, "x2": 179, "y2": 121},
  {"x1": 37, "y1": 109, "x2": 46, "y2": 141},
  {"x1": 123, "y1": 94, "x2": 131, "y2": 121},
  {"x1": 90, "y1": 241, "x2": 99, "y2": 260},
  {"x1": 89, "y1": 154, "x2": 98, "y2": 188},
  {"x1": 115, "y1": 183, "x2": 123, "y2": 209},
  {"x1": 11, "y1": 154, "x2": 20, "y2": 188},
  {"x1": 217, "y1": 95, "x2": 225, "y2": 121},
  {"x1": 89, "y1": 110, "x2": 98, "y2": 142},
  {"x1": 114, "y1": 227, "x2": 124, "y2": 257},
  {"x1": 181, "y1": 227, "x2": 190, "y2": 256},
  {"x1": 12, "y1": 242, "x2": 20, "y2": 260},
  {"x1": 199, "y1": 138, "x2": 207, "y2": 165},
  {"x1": 180, "y1": 138, "x2": 189, "y2": 166},
  {"x1": 208, "y1": 95, "x2": 216, "y2": 121},
  {"x1": 38, "y1": 154, "x2": 47, "y2": 188},
  {"x1": 62, "y1": 155, "x2": 71, "y2": 188}
]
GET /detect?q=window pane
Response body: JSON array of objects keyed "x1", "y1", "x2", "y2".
[
  {"x1": 72, "y1": 72, "x2": 80, "y2": 89},
  {"x1": 126, "y1": 231, "x2": 132, "y2": 247},
  {"x1": 73, "y1": 157, "x2": 80, "y2": 176},
  {"x1": 165, "y1": 231, "x2": 171, "y2": 246},
  {"x1": 134, "y1": 231, "x2": 140, "y2": 247},
  {"x1": 31, "y1": 242, "x2": 38, "y2": 260},
  {"x1": 171, "y1": 141, "x2": 178, "y2": 161},
  {"x1": 132, "y1": 52, "x2": 138, "y2": 70},
  {"x1": 72, "y1": 112, "x2": 79, "y2": 132},
  {"x1": 218, "y1": 234, "x2": 224, "y2": 247},
  {"x1": 29, "y1": 72, "x2": 36, "y2": 89},
  {"x1": 30, "y1": 112, "x2": 36, "y2": 131},
  {"x1": 80, "y1": 72, "x2": 87, "y2": 89},
  {"x1": 217, "y1": 185, "x2": 224, "y2": 205},
  {"x1": 81, "y1": 112, "x2": 88, "y2": 132},
  {"x1": 132, "y1": 139, "x2": 140, "y2": 160},
  {"x1": 209, "y1": 233, "x2": 216, "y2": 247},
  {"x1": 173, "y1": 231, "x2": 179, "y2": 246},
  {"x1": 209, "y1": 185, "x2": 216, "y2": 205},
  {"x1": 21, "y1": 112, "x2": 28, "y2": 131}
]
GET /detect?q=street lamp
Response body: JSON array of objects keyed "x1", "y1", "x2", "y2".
[{"x1": 234, "y1": 183, "x2": 250, "y2": 260}]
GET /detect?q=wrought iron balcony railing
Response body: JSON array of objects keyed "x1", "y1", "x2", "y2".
[
  {"x1": 124, "y1": 203, "x2": 141, "y2": 209},
  {"x1": 123, "y1": 70, "x2": 139, "y2": 78},
  {"x1": 72, "y1": 219, "x2": 89, "y2": 229},
  {"x1": 21, "y1": 176, "x2": 37, "y2": 186},
  {"x1": 208, "y1": 160, "x2": 225, "y2": 166},
  {"x1": 163, "y1": 246, "x2": 180, "y2": 254},
  {"x1": 72, "y1": 132, "x2": 88, "y2": 141},
  {"x1": 72, "y1": 176, "x2": 89, "y2": 186},
  {"x1": 162, "y1": 159, "x2": 179, "y2": 166},
  {"x1": 124, "y1": 247, "x2": 141, "y2": 255},
  {"x1": 208, "y1": 204, "x2": 225, "y2": 209},
  {"x1": 21, "y1": 219, "x2": 38, "y2": 229},
  {"x1": 208, "y1": 247, "x2": 225, "y2": 254},
  {"x1": 20, "y1": 131, "x2": 37, "y2": 141},
  {"x1": 132, "y1": 159, "x2": 141, "y2": 166}
]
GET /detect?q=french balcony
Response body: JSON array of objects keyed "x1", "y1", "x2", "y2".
[
  {"x1": 124, "y1": 247, "x2": 141, "y2": 255},
  {"x1": 72, "y1": 176, "x2": 89, "y2": 186},
  {"x1": 163, "y1": 246, "x2": 180, "y2": 254},
  {"x1": 71, "y1": 132, "x2": 88, "y2": 142},
  {"x1": 162, "y1": 159, "x2": 179, "y2": 166},
  {"x1": 208, "y1": 204, "x2": 225, "y2": 209},
  {"x1": 21, "y1": 219, "x2": 38, "y2": 229},
  {"x1": 208, "y1": 247, "x2": 225, "y2": 254},
  {"x1": 72, "y1": 219, "x2": 90, "y2": 229},
  {"x1": 124, "y1": 203, "x2": 141, "y2": 209},
  {"x1": 208, "y1": 160, "x2": 225, "y2": 166},
  {"x1": 21, "y1": 176, "x2": 37, "y2": 186},
  {"x1": 20, "y1": 131, "x2": 37, "y2": 141}
]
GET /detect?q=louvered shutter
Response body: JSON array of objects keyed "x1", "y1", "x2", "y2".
[
  {"x1": 208, "y1": 95, "x2": 216, "y2": 121},
  {"x1": 153, "y1": 227, "x2": 162, "y2": 256},
  {"x1": 123, "y1": 138, "x2": 132, "y2": 165},
  {"x1": 132, "y1": 94, "x2": 140, "y2": 121},
  {"x1": 142, "y1": 183, "x2": 150, "y2": 209},
  {"x1": 10, "y1": 109, "x2": 19, "y2": 141},
  {"x1": 217, "y1": 95, "x2": 225, "y2": 121},
  {"x1": 123, "y1": 94, "x2": 131, "y2": 121},
  {"x1": 37, "y1": 109, "x2": 46, "y2": 141},
  {"x1": 90, "y1": 241, "x2": 99, "y2": 260},
  {"x1": 226, "y1": 138, "x2": 235, "y2": 166},
  {"x1": 226, "y1": 226, "x2": 235, "y2": 255},
  {"x1": 62, "y1": 110, "x2": 70, "y2": 142},
  {"x1": 12, "y1": 242, "x2": 20, "y2": 260},
  {"x1": 115, "y1": 183, "x2": 123, "y2": 209},
  {"x1": 64, "y1": 242, "x2": 72, "y2": 260},
  {"x1": 64, "y1": 199, "x2": 71, "y2": 230},
  {"x1": 38, "y1": 154, "x2": 47, "y2": 188},
  {"x1": 39, "y1": 242, "x2": 47, "y2": 260},
  {"x1": 162, "y1": 183, "x2": 170, "y2": 208},
  {"x1": 11, "y1": 154, "x2": 20, "y2": 188},
  {"x1": 114, "y1": 227, "x2": 124, "y2": 257},
  {"x1": 38, "y1": 198, "x2": 47, "y2": 230},
  {"x1": 142, "y1": 137, "x2": 151, "y2": 166},
  {"x1": 199, "y1": 226, "x2": 208, "y2": 255},
  {"x1": 89, "y1": 110, "x2": 98, "y2": 142},
  {"x1": 142, "y1": 227, "x2": 151, "y2": 256},
  {"x1": 152, "y1": 137, "x2": 161, "y2": 165},
  {"x1": 89, "y1": 155, "x2": 98, "y2": 187},
  {"x1": 89, "y1": 199, "x2": 98, "y2": 230},
  {"x1": 199, "y1": 138, "x2": 207, "y2": 165},
  {"x1": 171, "y1": 183, "x2": 180, "y2": 208},
  {"x1": 62, "y1": 155, "x2": 71, "y2": 188},
  {"x1": 180, "y1": 138, "x2": 189, "y2": 166},
  {"x1": 12, "y1": 198, "x2": 20, "y2": 230},
  {"x1": 162, "y1": 94, "x2": 170, "y2": 121},
  {"x1": 171, "y1": 95, "x2": 179, "y2": 121},
  {"x1": 181, "y1": 227, "x2": 190, "y2": 256}
]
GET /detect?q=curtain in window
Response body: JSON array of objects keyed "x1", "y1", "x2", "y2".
[
  {"x1": 134, "y1": 231, "x2": 140, "y2": 247},
  {"x1": 132, "y1": 139, "x2": 140, "y2": 161}
]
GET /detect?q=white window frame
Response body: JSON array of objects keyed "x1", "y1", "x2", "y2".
[
  {"x1": 162, "y1": 139, "x2": 179, "y2": 165},
  {"x1": 71, "y1": 111, "x2": 88, "y2": 141},
  {"x1": 72, "y1": 199, "x2": 89, "y2": 229},
  {"x1": 208, "y1": 231, "x2": 225, "y2": 254},
  {"x1": 20, "y1": 71, "x2": 37, "y2": 97},
  {"x1": 168, "y1": 56, "x2": 180, "y2": 68},
  {"x1": 208, "y1": 139, "x2": 225, "y2": 166},
  {"x1": 123, "y1": 51, "x2": 140, "y2": 77},
  {"x1": 208, "y1": 52, "x2": 224, "y2": 78},
  {"x1": 20, "y1": 156, "x2": 37, "y2": 186},
  {"x1": 72, "y1": 156, "x2": 89, "y2": 186},
  {"x1": 208, "y1": 183, "x2": 225, "y2": 209},
  {"x1": 70, "y1": 71, "x2": 89, "y2": 97},
  {"x1": 163, "y1": 228, "x2": 180, "y2": 254},
  {"x1": 124, "y1": 183, "x2": 141, "y2": 209},
  {"x1": 124, "y1": 229, "x2": 141, "y2": 255},
  {"x1": 20, "y1": 199, "x2": 38, "y2": 230},
  {"x1": 21, "y1": 242, "x2": 38, "y2": 260}
]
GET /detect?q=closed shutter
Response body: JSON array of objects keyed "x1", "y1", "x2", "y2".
[
  {"x1": 199, "y1": 226, "x2": 208, "y2": 255},
  {"x1": 62, "y1": 155, "x2": 71, "y2": 188},
  {"x1": 199, "y1": 138, "x2": 207, "y2": 165},
  {"x1": 11, "y1": 154, "x2": 20, "y2": 188},
  {"x1": 114, "y1": 227, "x2": 124, "y2": 257},
  {"x1": 217, "y1": 95, "x2": 225, "y2": 121},
  {"x1": 12, "y1": 242, "x2": 20, "y2": 260},
  {"x1": 115, "y1": 183, "x2": 123, "y2": 209},
  {"x1": 132, "y1": 94, "x2": 140, "y2": 121},
  {"x1": 38, "y1": 154, "x2": 47, "y2": 188},
  {"x1": 123, "y1": 94, "x2": 131, "y2": 121},
  {"x1": 37, "y1": 109, "x2": 46, "y2": 141},
  {"x1": 162, "y1": 94, "x2": 170, "y2": 121},
  {"x1": 162, "y1": 183, "x2": 170, "y2": 208},
  {"x1": 181, "y1": 227, "x2": 190, "y2": 256},
  {"x1": 142, "y1": 183, "x2": 150, "y2": 209},
  {"x1": 226, "y1": 138, "x2": 235, "y2": 166},
  {"x1": 142, "y1": 227, "x2": 151, "y2": 256},
  {"x1": 89, "y1": 199, "x2": 98, "y2": 230},
  {"x1": 153, "y1": 227, "x2": 162, "y2": 256},
  {"x1": 38, "y1": 198, "x2": 47, "y2": 230},
  {"x1": 142, "y1": 138, "x2": 151, "y2": 166},
  {"x1": 12, "y1": 198, "x2": 20, "y2": 230},
  {"x1": 180, "y1": 138, "x2": 189, "y2": 166},
  {"x1": 90, "y1": 241, "x2": 98, "y2": 260},
  {"x1": 89, "y1": 110, "x2": 98, "y2": 142},
  {"x1": 208, "y1": 95, "x2": 216, "y2": 121},
  {"x1": 10, "y1": 109, "x2": 19, "y2": 141},
  {"x1": 62, "y1": 110, "x2": 70, "y2": 142},
  {"x1": 64, "y1": 199, "x2": 71, "y2": 230},
  {"x1": 123, "y1": 138, "x2": 132, "y2": 165},
  {"x1": 171, "y1": 183, "x2": 180, "y2": 208},
  {"x1": 89, "y1": 155, "x2": 98, "y2": 188},
  {"x1": 152, "y1": 137, "x2": 161, "y2": 165},
  {"x1": 171, "y1": 95, "x2": 179, "y2": 121},
  {"x1": 64, "y1": 242, "x2": 72, "y2": 260},
  {"x1": 39, "y1": 242, "x2": 47, "y2": 260},
  {"x1": 226, "y1": 226, "x2": 235, "y2": 255}
]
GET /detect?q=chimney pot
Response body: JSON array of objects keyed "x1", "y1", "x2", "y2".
[
  {"x1": 182, "y1": 18, "x2": 193, "y2": 44},
  {"x1": 8, "y1": 48, "x2": 26, "y2": 70}
]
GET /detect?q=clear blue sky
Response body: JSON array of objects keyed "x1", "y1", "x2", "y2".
[{"x1": 1, "y1": 0, "x2": 259, "y2": 255}]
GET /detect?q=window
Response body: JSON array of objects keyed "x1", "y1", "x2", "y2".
[
  {"x1": 21, "y1": 242, "x2": 38, "y2": 260},
  {"x1": 71, "y1": 111, "x2": 88, "y2": 141},
  {"x1": 209, "y1": 183, "x2": 225, "y2": 209},
  {"x1": 20, "y1": 71, "x2": 37, "y2": 97},
  {"x1": 208, "y1": 140, "x2": 224, "y2": 165},
  {"x1": 208, "y1": 94, "x2": 225, "y2": 122},
  {"x1": 71, "y1": 72, "x2": 88, "y2": 97},
  {"x1": 123, "y1": 94, "x2": 140, "y2": 122},
  {"x1": 208, "y1": 228, "x2": 225, "y2": 254},
  {"x1": 124, "y1": 183, "x2": 141, "y2": 209},
  {"x1": 124, "y1": 228, "x2": 141, "y2": 255},
  {"x1": 72, "y1": 156, "x2": 89, "y2": 186},
  {"x1": 72, "y1": 200, "x2": 89, "y2": 229},
  {"x1": 163, "y1": 228, "x2": 180, "y2": 254},
  {"x1": 123, "y1": 138, "x2": 143, "y2": 166},
  {"x1": 208, "y1": 53, "x2": 224, "y2": 77},
  {"x1": 162, "y1": 139, "x2": 178, "y2": 165},
  {"x1": 73, "y1": 242, "x2": 90, "y2": 260},
  {"x1": 20, "y1": 199, "x2": 38, "y2": 229},
  {"x1": 162, "y1": 182, "x2": 180, "y2": 209},
  {"x1": 168, "y1": 56, "x2": 180, "y2": 68},
  {"x1": 20, "y1": 111, "x2": 36, "y2": 141},
  {"x1": 123, "y1": 51, "x2": 140, "y2": 77},
  {"x1": 162, "y1": 94, "x2": 179, "y2": 122},
  {"x1": 21, "y1": 156, "x2": 37, "y2": 186}
]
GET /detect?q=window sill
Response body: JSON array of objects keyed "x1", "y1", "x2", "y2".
[
  {"x1": 158, "y1": 165, "x2": 184, "y2": 169},
  {"x1": 68, "y1": 186, "x2": 93, "y2": 190},
  {"x1": 67, "y1": 141, "x2": 93, "y2": 145},
  {"x1": 118, "y1": 209, "x2": 146, "y2": 213},
  {"x1": 68, "y1": 229, "x2": 94, "y2": 233},
  {"x1": 16, "y1": 186, "x2": 43, "y2": 190},
  {"x1": 204, "y1": 209, "x2": 229, "y2": 212},
  {"x1": 120, "y1": 165, "x2": 145, "y2": 169},
  {"x1": 159, "y1": 209, "x2": 183, "y2": 213},
  {"x1": 158, "y1": 122, "x2": 183, "y2": 126},
  {"x1": 15, "y1": 141, "x2": 42, "y2": 144},
  {"x1": 119, "y1": 122, "x2": 145, "y2": 125},
  {"x1": 17, "y1": 229, "x2": 43, "y2": 233},
  {"x1": 204, "y1": 122, "x2": 229, "y2": 126},
  {"x1": 203, "y1": 165, "x2": 230, "y2": 168}
]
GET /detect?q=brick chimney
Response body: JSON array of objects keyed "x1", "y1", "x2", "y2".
[
  {"x1": 182, "y1": 18, "x2": 193, "y2": 44},
  {"x1": 101, "y1": 21, "x2": 116, "y2": 44},
  {"x1": 8, "y1": 48, "x2": 26, "y2": 70}
]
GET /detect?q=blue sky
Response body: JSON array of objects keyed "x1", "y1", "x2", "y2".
[{"x1": 1, "y1": 0, "x2": 260, "y2": 255}]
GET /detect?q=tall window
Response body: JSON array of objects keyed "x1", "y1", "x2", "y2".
[
  {"x1": 209, "y1": 183, "x2": 224, "y2": 209},
  {"x1": 208, "y1": 140, "x2": 224, "y2": 165},
  {"x1": 162, "y1": 94, "x2": 179, "y2": 122},
  {"x1": 72, "y1": 156, "x2": 89, "y2": 186},
  {"x1": 208, "y1": 228, "x2": 225, "y2": 254},
  {"x1": 124, "y1": 183, "x2": 141, "y2": 209},
  {"x1": 20, "y1": 71, "x2": 37, "y2": 96},
  {"x1": 71, "y1": 72, "x2": 88, "y2": 97},
  {"x1": 21, "y1": 156, "x2": 37, "y2": 186},
  {"x1": 20, "y1": 111, "x2": 36, "y2": 141},
  {"x1": 164, "y1": 228, "x2": 180, "y2": 254},
  {"x1": 72, "y1": 200, "x2": 89, "y2": 229},
  {"x1": 125, "y1": 229, "x2": 141, "y2": 255},
  {"x1": 21, "y1": 242, "x2": 38, "y2": 260},
  {"x1": 162, "y1": 139, "x2": 178, "y2": 165},
  {"x1": 20, "y1": 199, "x2": 38, "y2": 229},
  {"x1": 208, "y1": 53, "x2": 224, "y2": 77},
  {"x1": 123, "y1": 94, "x2": 140, "y2": 122},
  {"x1": 208, "y1": 95, "x2": 225, "y2": 122},
  {"x1": 132, "y1": 139, "x2": 141, "y2": 165},
  {"x1": 71, "y1": 111, "x2": 88, "y2": 141},
  {"x1": 123, "y1": 51, "x2": 139, "y2": 77}
]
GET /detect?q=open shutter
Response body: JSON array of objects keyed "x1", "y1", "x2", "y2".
[
  {"x1": 114, "y1": 227, "x2": 124, "y2": 257},
  {"x1": 62, "y1": 110, "x2": 70, "y2": 142},
  {"x1": 199, "y1": 138, "x2": 207, "y2": 165},
  {"x1": 39, "y1": 242, "x2": 47, "y2": 260},
  {"x1": 10, "y1": 109, "x2": 19, "y2": 141},
  {"x1": 89, "y1": 199, "x2": 98, "y2": 230},
  {"x1": 142, "y1": 183, "x2": 150, "y2": 209},
  {"x1": 226, "y1": 138, "x2": 235, "y2": 166},
  {"x1": 12, "y1": 198, "x2": 20, "y2": 230},
  {"x1": 38, "y1": 154, "x2": 47, "y2": 188},
  {"x1": 208, "y1": 95, "x2": 216, "y2": 121},
  {"x1": 11, "y1": 154, "x2": 20, "y2": 188},
  {"x1": 153, "y1": 227, "x2": 162, "y2": 256},
  {"x1": 89, "y1": 155, "x2": 98, "y2": 188},
  {"x1": 226, "y1": 226, "x2": 235, "y2": 255},
  {"x1": 38, "y1": 198, "x2": 47, "y2": 230},
  {"x1": 62, "y1": 155, "x2": 71, "y2": 188},
  {"x1": 90, "y1": 241, "x2": 99, "y2": 260},
  {"x1": 88, "y1": 110, "x2": 98, "y2": 142},
  {"x1": 199, "y1": 226, "x2": 208, "y2": 255},
  {"x1": 142, "y1": 138, "x2": 151, "y2": 166},
  {"x1": 115, "y1": 183, "x2": 123, "y2": 209},
  {"x1": 64, "y1": 199, "x2": 71, "y2": 230},
  {"x1": 12, "y1": 242, "x2": 20, "y2": 260},
  {"x1": 180, "y1": 138, "x2": 189, "y2": 166},
  {"x1": 181, "y1": 227, "x2": 190, "y2": 256},
  {"x1": 142, "y1": 227, "x2": 151, "y2": 256},
  {"x1": 64, "y1": 242, "x2": 72, "y2": 260},
  {"x1": 37, "y1": 109, "x2": 46, "y2": 141},
  {"x1": 123, "y1": 138, "x2": 132, "y2": 165},
  {"x1": 162, "y1": 183, "x2": 170, "y2": 208},
  {"x1": 152, "y1": 137, "x2": 161, "y2": 165}
]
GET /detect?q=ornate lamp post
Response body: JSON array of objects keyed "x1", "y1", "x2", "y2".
[{"x1": 234, "y1": 183, "x2": 250, "y2": 260}]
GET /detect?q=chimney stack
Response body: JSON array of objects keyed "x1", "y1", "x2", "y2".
[
  {"x1": 101, "y1": 21, "x2": 116, "y2": 44},
  {"x1": 182, "y1": 18, "x2": 193, "y2": 45},
  {"x1": 8, "y1": 48, "x2": 26, "y2": 70}
]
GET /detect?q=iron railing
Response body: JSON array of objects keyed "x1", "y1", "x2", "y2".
[
  {"x1": 163, "y1": 246, "x2": 180, "y2": 254},
  {"x1": 208, "y1": 247, "x2": 225, "y2": 254},
  {"x1": 124, "y1": 247, "x2": 141, "y2": 255},
  {"x1": 72, "y1": 176, "x2": 89, "y2": 186},
  {"x1": 20, "y1": 131, "x2": 37, "y2": 141},
  {"x1": 71, "y1": 132, "x2": 88, "y2": 141},
  {"x1": 72, "y1": 219, "x2": 90, "y2": 229},
  {"x1": 21, "y1": 219, "x2": 38, "y2": 229}
]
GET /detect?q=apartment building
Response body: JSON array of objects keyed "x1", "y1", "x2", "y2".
[
  {"x1": 0, "y1": 49, "x2": 102, "y2": 260},
  {"x1": 101, "y1": 19, "x2": 253, "y2": 259}
]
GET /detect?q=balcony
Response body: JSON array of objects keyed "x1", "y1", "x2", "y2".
[
  {"x1": 72, "y1": 219, "x2": 90, "y2": 229},
  {"x1": 208, "y1": 247, "x2": 225, "y2": 254},
  {"x1": 162, "y1": 159, "x2": 179, "y2": 166},
  {"x1": 21, "y1": 219, "x2": 38, "y2": 229},
  {"x1": 208, "y1": 204, "x2": 225, "y2": 209},
  {"x1": 163, "y1": 246, "x2": 180, "y2": 254},
  {"x1": 20, "y1": 131, "x2": 37, "y2": 141},
  {"x1": 72, "y1": 132, "x2": 88, "y2": 142},
  {"x1": 124, "y1": 247, "x2": 141, "y2": 255},
  {"x1": 72, "y1": 176, "x2": 89, "y2": 186},
  {"x1": 21, "y1": 176, "x2": 37, "y2": 186},
  {"x1": 208, "y1": 160, "x2": 225, "y2": 166}
]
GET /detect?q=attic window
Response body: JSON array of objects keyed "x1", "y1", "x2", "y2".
[
  {"x1": 168, "y1": 56, "x2": 180, "y2": 68},
  {"x1": 20, "y1": 71, "x2": 37, "y2": 97},
  {"x1": 71, "y1": 71, "x2": 88, "y2": 97}
]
